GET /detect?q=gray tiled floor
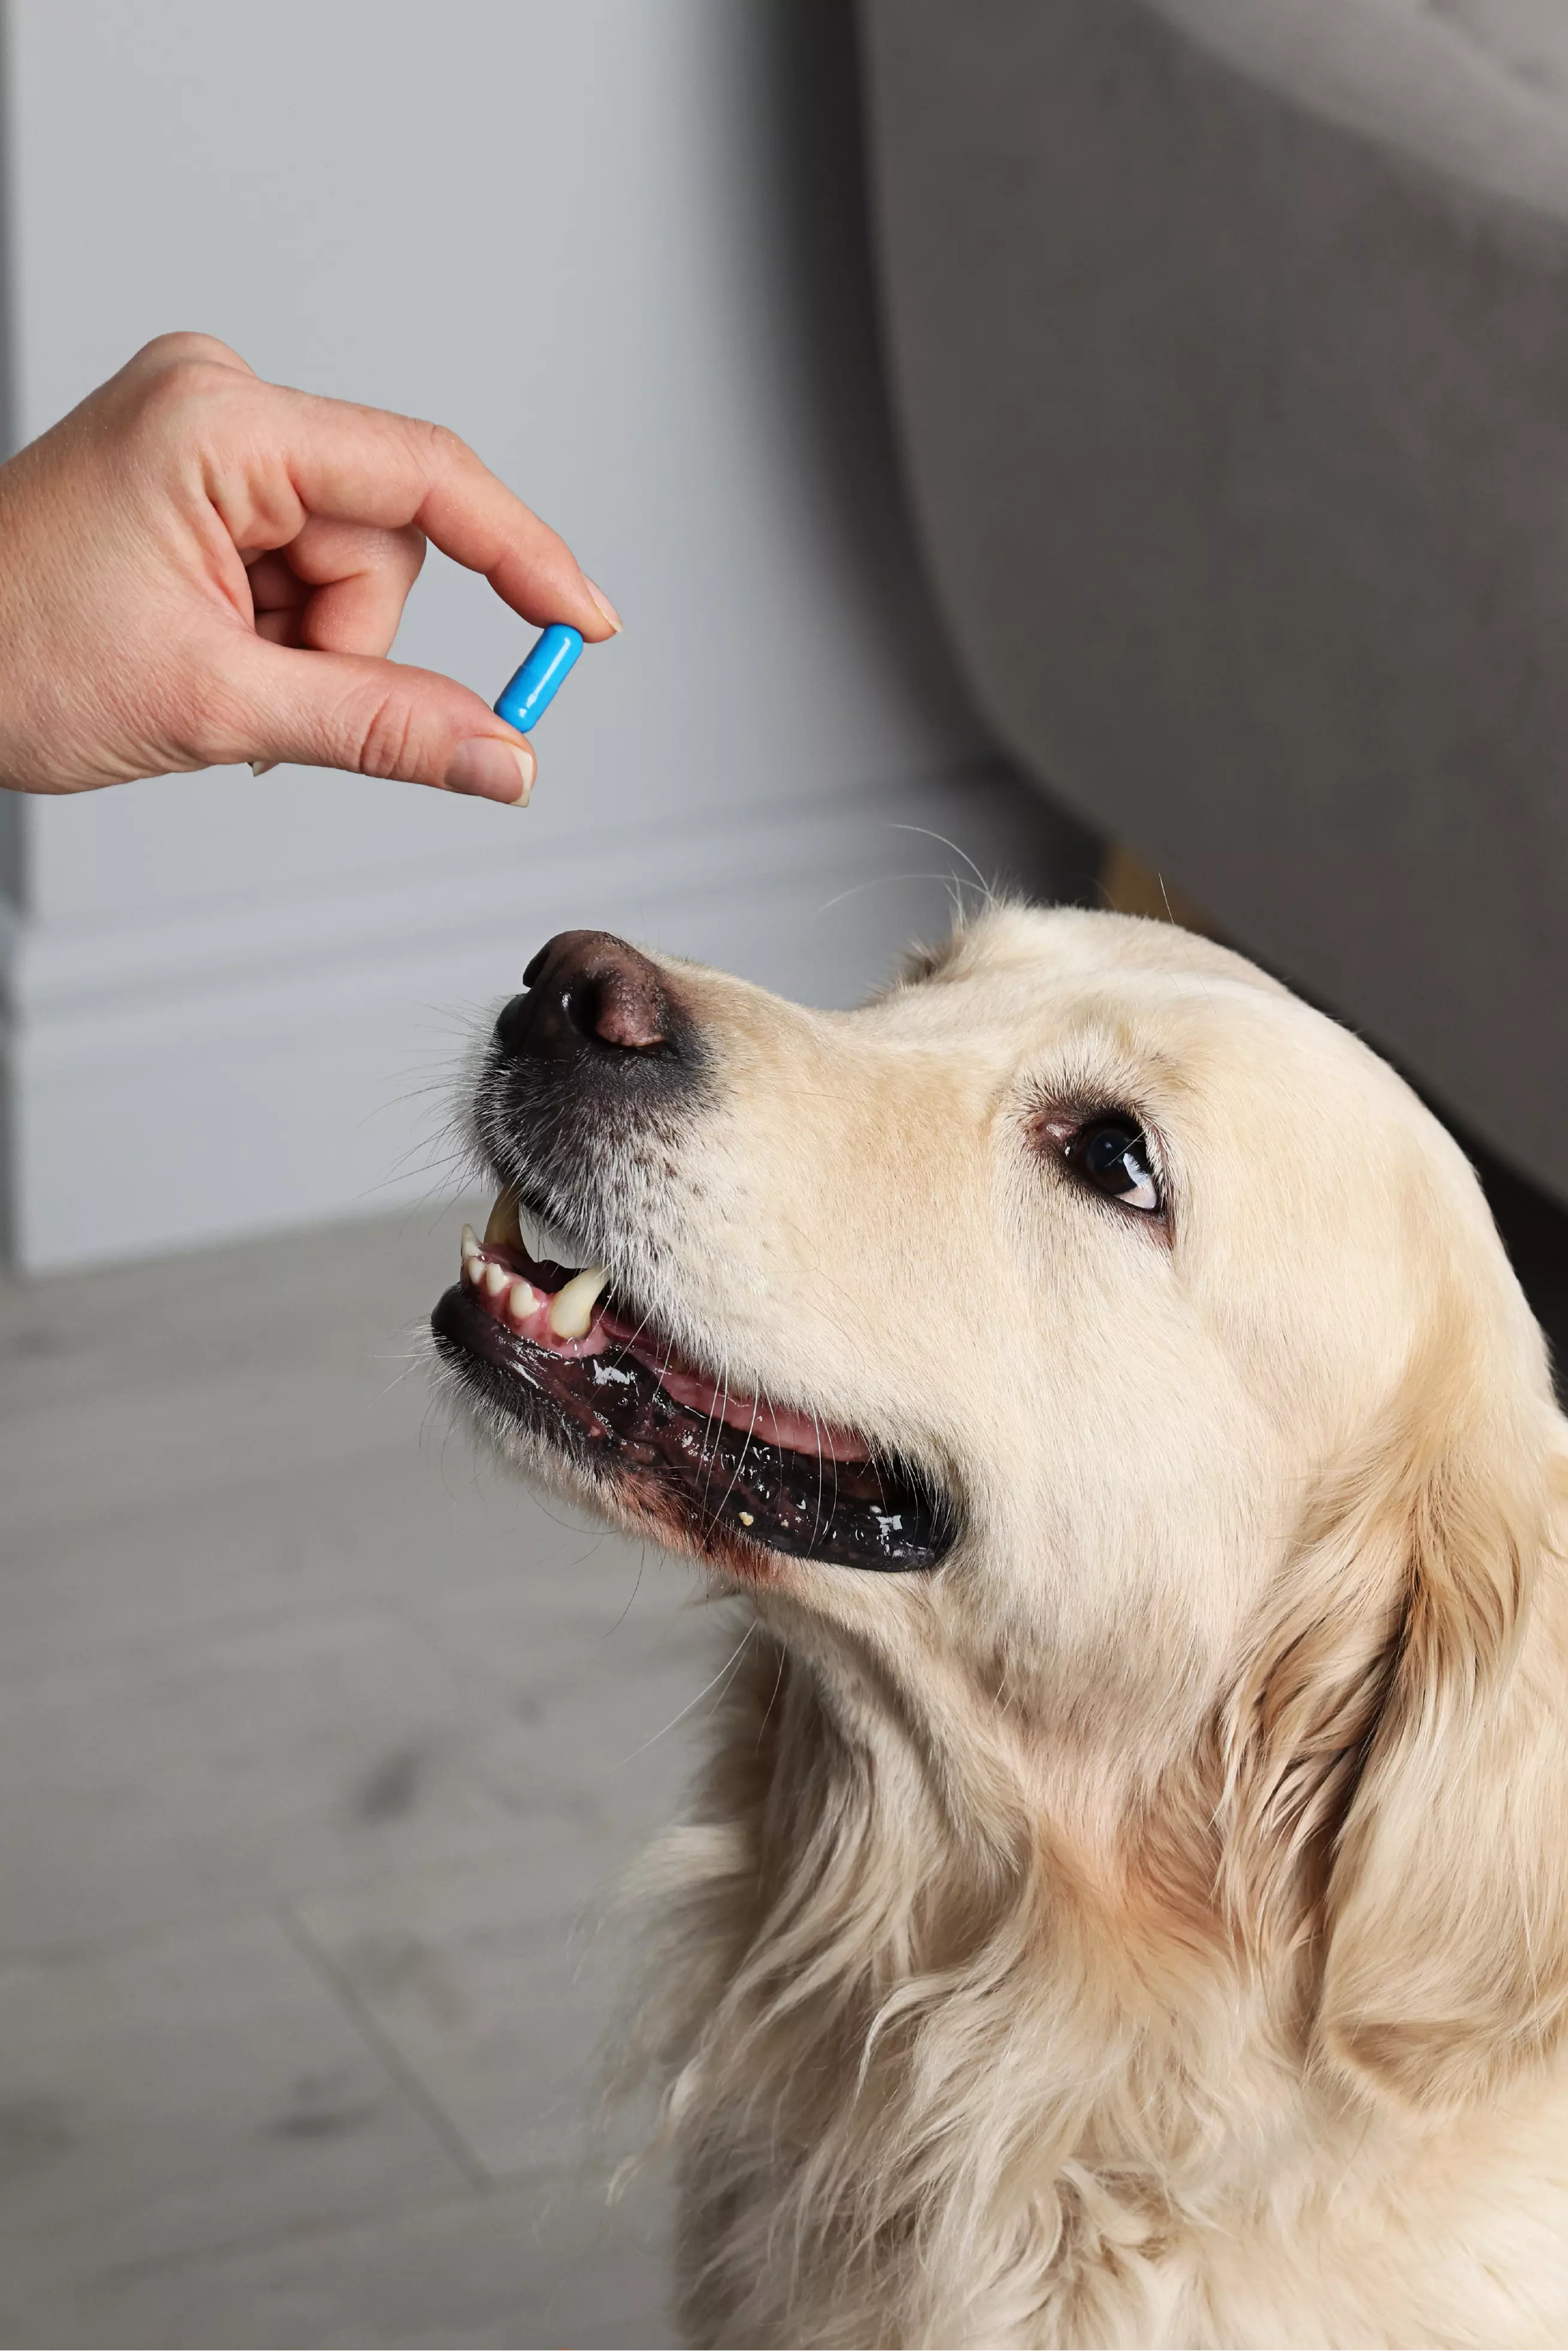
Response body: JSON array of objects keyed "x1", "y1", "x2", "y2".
[{"x1": 0, "y1": 1208, "x2": 720, "y2": 2346}]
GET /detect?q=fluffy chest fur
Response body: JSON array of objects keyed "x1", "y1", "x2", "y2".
[{"x1": 630, "y1": 1624, "x2": 1568, "y2": 2351}]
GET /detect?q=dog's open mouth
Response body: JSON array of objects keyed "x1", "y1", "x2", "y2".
[{"x1": 431, "y1": 1191, "x2": 954, "y2": 1572}]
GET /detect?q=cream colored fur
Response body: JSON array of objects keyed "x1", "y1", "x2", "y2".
[{"x1": 499, "y1": 907, "x2": 1568, "y2": 2347}]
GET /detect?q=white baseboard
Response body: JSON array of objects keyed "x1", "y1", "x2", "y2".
[{"x1": 2, "y1": 764, "x2": 1078, "y2": 1272}]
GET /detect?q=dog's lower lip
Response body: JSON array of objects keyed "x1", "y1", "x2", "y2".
[{"x1": 430, "y1": 1278, "x2": 956, "y2": 1573}]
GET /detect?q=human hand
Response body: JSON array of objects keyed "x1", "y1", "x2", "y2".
[{"x1": 0, "y1": 332, "x2": 620, "y2": 805}]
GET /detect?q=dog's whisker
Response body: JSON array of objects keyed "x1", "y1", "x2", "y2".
[
  {"x1": 884, "y1": 821, "x2": 999, "y2": 909},
  {"x1": 613, "y1": 1624, "x2": 757, "y2": 1767}
]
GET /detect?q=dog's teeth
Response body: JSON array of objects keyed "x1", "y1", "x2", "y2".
[
  {"x1": 484, "y1": 1189, "x2": 523, "y2": 1251},
  {"x1": 482, "y1": 1261, "x2": 509, "y2": 1301},
  {"x1": 460, "y1": 1223, "x2": 480, "y2": 1261},
  {"x1": 508, "y1": 1278, "x2": 537, "y2": 1322},
  {"x1": 484, "y1": 1187, "x2": 592, "y2": 1276},
  {"x1": 548, "y1": 1266, "x2": 608, "y2": 1338},
  {"x1": 532, "y1": 1214, "x2": 581, "y2": 1266}
]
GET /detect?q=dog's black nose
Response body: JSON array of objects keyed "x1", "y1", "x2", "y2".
[{"x1": 496, "y1": 930, "x2": 673, "y2": 1065}]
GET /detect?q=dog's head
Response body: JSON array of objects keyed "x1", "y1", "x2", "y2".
[{"x1": 433, "y1": 905, "x2": 1568, "y2": 2112}]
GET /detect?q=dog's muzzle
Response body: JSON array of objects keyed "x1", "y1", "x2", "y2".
[{"x1": 432, "y1": 931, "x2": 957, "y2": 1574}]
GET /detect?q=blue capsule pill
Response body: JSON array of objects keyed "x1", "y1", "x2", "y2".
[{"x1": 493, "y1": 623, "x2": 584, "y2": 734}]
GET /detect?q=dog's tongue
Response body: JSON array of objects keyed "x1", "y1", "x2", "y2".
[{"x1": 610, "y1": 1338, "x2": 868, "y2": 1463}]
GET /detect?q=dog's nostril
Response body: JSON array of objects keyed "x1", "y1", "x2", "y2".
[
  {"x1": 571, "y1": 968, "x2": 667, "y2": 1052},
  {"x1": 496, "y1": 930, "x2": 674, "y2": 1064}
]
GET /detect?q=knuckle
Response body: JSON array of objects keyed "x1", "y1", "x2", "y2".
[
  {"x1": 134, "y1": 329, "x2": 245, "y2": 375},
  {"x1": 354, "y1": 690, "x2": 420, "y2": 779},
  {"x1": 134, "y1": 355, "x2": 250, "y2": 441},
  {"x1": 410, "y1": 416, "x2": 469, "y2": 475},
  {"x1": 176, "y1": 685, "x2": 253, "y2": 771}
]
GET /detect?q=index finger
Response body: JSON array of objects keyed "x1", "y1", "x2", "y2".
[{"x1": 202, "y1": 377, "x2": 620, "y2": 641}]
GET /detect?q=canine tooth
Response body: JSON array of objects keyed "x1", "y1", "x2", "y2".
[
  {"x1": 508, "y1": 1278, "x2": 537, "y2": 1321},
  {"x1": 530, "y1": 1213, "x2": 581, "y2": 1267},
  {"x1": 482, "y1": 1261, "x2": 509, "y2": 1301},
  {"x1": 548, "y1": 1266, "x2": 608, "y2": 1338},
  {"x1": 460, "y1": 1223, "x2": 480, "y2": 1260},
  {"x1": 484, "y1": 1189, "x2": 523, "y2": 1251}
]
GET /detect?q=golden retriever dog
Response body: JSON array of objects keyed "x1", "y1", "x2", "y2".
[{"x1": 432, "y1": 906, "x2": 1568, "y2": 2350}]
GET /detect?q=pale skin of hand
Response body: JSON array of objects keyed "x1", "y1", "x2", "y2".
[{"x1": 0, "y1": 332, "x2": 621, "y2": 805}]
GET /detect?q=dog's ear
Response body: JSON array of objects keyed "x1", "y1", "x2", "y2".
[
  {"x1": 1315, "y1": 1374, "x2": 1568, "y2": 2113},
  {"x1": 1223, "y1": 1336, "x2": 1568, "y2": 2113}
]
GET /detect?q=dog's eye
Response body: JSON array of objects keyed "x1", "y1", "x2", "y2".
[{"x1": 1067, "y1": 1119, "x2": 1161, "y2": 1214}]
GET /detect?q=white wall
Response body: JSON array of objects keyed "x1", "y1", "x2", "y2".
[{"x1": 0, "y1": 0, "x2": 1079, "y2": 1270}]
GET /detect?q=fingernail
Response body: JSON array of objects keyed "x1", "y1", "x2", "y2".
[
  {"x1": 584, "y1": 576, "x2": 623, "y2": 635},
  {"x1": 445, "y1": 735, "x2": 535, "y2": 805}
]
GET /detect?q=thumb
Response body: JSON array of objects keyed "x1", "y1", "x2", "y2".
[{"x1": 220, "y1": 637, "x2": 537, "y2": 803}]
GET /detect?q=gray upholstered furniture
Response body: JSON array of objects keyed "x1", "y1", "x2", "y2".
[{"x1": 860, "y1": 0, "x2": 1568, "y2": 1200}]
